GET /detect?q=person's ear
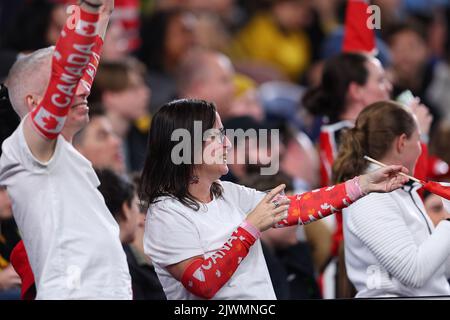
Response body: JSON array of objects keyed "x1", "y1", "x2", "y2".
[
  {"x1": 396, "y1": 133, "x2": 408, "y2": 154},
  {"x1": 25, "y1": 94, "x2": 39, "y2": 112},
  {"x1": 121, "y1": 201, "x2": 131, "y2": 222},
  {"x1": 347, "y1": 82, "x2": 363, "y2": 103}
]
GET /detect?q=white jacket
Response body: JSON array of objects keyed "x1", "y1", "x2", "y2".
[{"x1": 343, "y1": 173, "x2": 450, "y2": 297}]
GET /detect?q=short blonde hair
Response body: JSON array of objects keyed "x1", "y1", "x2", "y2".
[{"x1": 5, "y1": 46, "x2": 54, "y2": 118}]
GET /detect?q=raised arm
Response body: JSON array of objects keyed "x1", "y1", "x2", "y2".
[
  {"x1": 275, "y1": 165, "x2": 409, "y2": 228},
  {"x1": 78, "y1": 0, "x2": 114, "y2": 95},
  {"x1": 23, "y1": 1, "x2": 105, "y2": 161}
]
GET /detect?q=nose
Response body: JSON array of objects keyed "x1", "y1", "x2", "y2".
[
  {"x1": 75, "y1": 81, "x2": 90, "y2": 99},
  {"x1": 224, "y1": 135, "x2": 232, "y2": 150}
]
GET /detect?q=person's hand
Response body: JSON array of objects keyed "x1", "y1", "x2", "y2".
[
  {"x1": 99, "y1": 0, "x2": 114, "y2": 17},
  {"x1": 79, "y1": 0, "x2": 104, "y2": 13},
  {"x1": 359, "y1": 165, "x2": 409, "y2": 194},
  {"x1": 97, "y1": 0, "x2": 114, "y2": 39},
  {"x1": 0, "y1": 265, "x2": 21, "y2": 291},
  {"x1": 410, "y1": 98, "x2": 432, "y2": 138},
  {"x1": 246, "y1": 184, "x2": 291, "y2": 232}
]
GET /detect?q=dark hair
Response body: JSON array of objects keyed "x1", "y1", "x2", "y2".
[
  {"x1": 0, "y1": 84, "x2": 20, "y2": 157},
  {"x1": 384, "y1": 21, "x2": 427, "y2": 46},
  {"x1": 140, "y1": 99, "x2": 223, "y2": 211},
  {"x1": 303, "y1": 53, "x2": 370, "y2": 123},
  {"x1": 332, "y1": 101, "x2": 417, "y2": 183},
  {"x1": 138, "y1": 8, "x2": 185, "y2": 73},
  {"x1": 95, "y1": 168, "x2": 135, "y2": 221}
]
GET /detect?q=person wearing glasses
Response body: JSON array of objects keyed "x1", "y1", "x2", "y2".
[{"x1": 140, "y1": 98, "x2": 409, "y2": 300}]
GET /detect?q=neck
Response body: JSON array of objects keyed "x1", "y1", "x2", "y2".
[
  {"x1": 188, "y1": 176, "x2": 213, "y2": 203},
  {"x1": 119, "y1": 226, "x2": 131, "y2": 244},
  {"x1": 61, "y1": 128, "x2": 77, "y2": 144},
  {"x1": 340, "y1": 103, "x2": 363, "y2": 122},
  {"x1": 378, "y1": 154, "x2": 402, "y2": 170}
]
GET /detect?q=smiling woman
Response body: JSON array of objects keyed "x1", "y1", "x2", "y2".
[{"x1": 140, "y1": 98, "x2": 410, "y2": 300}]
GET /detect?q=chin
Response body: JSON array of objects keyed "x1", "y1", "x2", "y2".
[{"x1": 220, "y1": 165, "x2": 229, "y2": 176}]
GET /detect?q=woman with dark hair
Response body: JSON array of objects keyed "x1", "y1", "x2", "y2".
[
  {"x1": 138, "y1": 8, "x2": 198, "y2": 113},
  {"x1": 303, "y1": 52, "x2": 432, "y2": 268},
  {"x1": 333, "y1": 101, "x2": 450, "y2": 297},
  {"x1": 140, "y1": 98, "x2": 408, "y2": 300},
  {"x1": 303, "y1": 52, "x2": 393, "y2": 187}
]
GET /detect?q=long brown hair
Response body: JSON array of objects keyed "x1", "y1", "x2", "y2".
[{"x1": 333, "y1": 101, "x2": 417, "y2": 183}]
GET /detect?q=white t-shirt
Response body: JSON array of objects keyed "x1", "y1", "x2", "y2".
[
  {"x1": 144, "y1": 181, "x2": 276, "y2": 300},
  {"x1": 0, "y1": 119, "x2": 132, "y2": 299}
]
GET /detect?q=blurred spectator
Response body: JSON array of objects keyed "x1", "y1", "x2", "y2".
[
  {"x1": 230, "y1": 0, "x2": 313, "y2": 82},
  {"x1": 0, "y1": 195, "x2": 21, "y2": 300},
  {"x1": 194, "y1": 12, "x2": 232, "y2": 52},
  {"x1": 155, "y1": 0, "x2": 239, "y2": 24},
  {"x1": 429, "y1": 120, "x2": 450, "y2": 173},
  {"x1": 303, "y1": 53, "x2": 392, "y2": 186},
  {"x1": 279, "y1": 125, "x2": 320, "y2": 192},
  {"x1": 138, "y1": 8, "x2": 198, "y2": 113},
  {"x1": 73, "y1": 108, "x2": 126, "y2": 175},
  {"x1": 113, "y1": 0, "x2": 141, "y2": 51},
  {"x1": 101, "y1": 19, "x2": 131, "y2": 62},
  {"x1": 0, "y1": 188, "x2": 12, "y2": 221},
  {"x1": 385, "y1": 22, "x2": 440, "y2": 123},
  {"x1": 2, "y1": 0, "x2": 67, "y2": 53},
  {"x1": 0, "y1": 83, "x2": 22, "y2": 300},
  {"x1": 423, "y1": 191, "x2": 450, "y2": 227},
  {"x1": 228, "y1": 74, "x2": 265, "y2": 122},
  {"x1": 95, "y1": 169, "x2": 166, "y2": 300},
  {"x1": 426, "y1": 9, "x2": 450, "y2": 120},
  {"x1": 176, "y1": 48, "x2": 236, "y2": 120},
  {"x1": 90, "y1": 58, "x2": 152, "y2": 171},
  {"x1": 222, "y1": 116, "x2": 276, "y2": 183},
  {"x1": 240, "y1": 172, "x2": 322, "y2": 299}
]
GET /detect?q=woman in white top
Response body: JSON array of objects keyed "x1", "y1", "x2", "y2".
[
  {"x1": 140, "y1": 98, "x2": 408, "y2": 300},
  {"x1": 333, "y1": 100, "x2": 450, "y2": 297}
]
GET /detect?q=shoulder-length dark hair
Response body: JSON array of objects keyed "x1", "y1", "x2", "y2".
[{"x1": 140, "y1": 99, "x2": 223, "y2": 211}]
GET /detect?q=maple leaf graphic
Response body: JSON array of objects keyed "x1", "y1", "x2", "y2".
[
  {"x1": 83, "y1": 24, "x2": 95, "y2": 35},
  {"x1": 42, "y1": 115, "x2": 58, "y2": 130}
]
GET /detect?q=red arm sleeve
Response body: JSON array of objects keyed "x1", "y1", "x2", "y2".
[
  {"x1": 274, "y1": 181, "x2": 356, "y2": 227},
  {"x1": 180, "y1": 223, "x2": 257, "y2": 299},
  {"x1": 78, "y1": 36, "x2": 103, "y2": 95},
  {"x1": 30, "y1": 8, "x2": 100, "y2": 139}
]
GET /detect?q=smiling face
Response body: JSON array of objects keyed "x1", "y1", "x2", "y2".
[{"x1": 195, "y1": 112, "x2": 231, "y2": 181}]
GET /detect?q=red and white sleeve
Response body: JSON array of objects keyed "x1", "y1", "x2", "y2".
[
  {"x1": 180, "y1": 221, "x2": 260, "y2": 299},
  {"x1": 274, "y1": 177, "x2": 364, "y2": 227},
  {"x1": 30, "y1": 7, "x2": 100, "y2": 139}
]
